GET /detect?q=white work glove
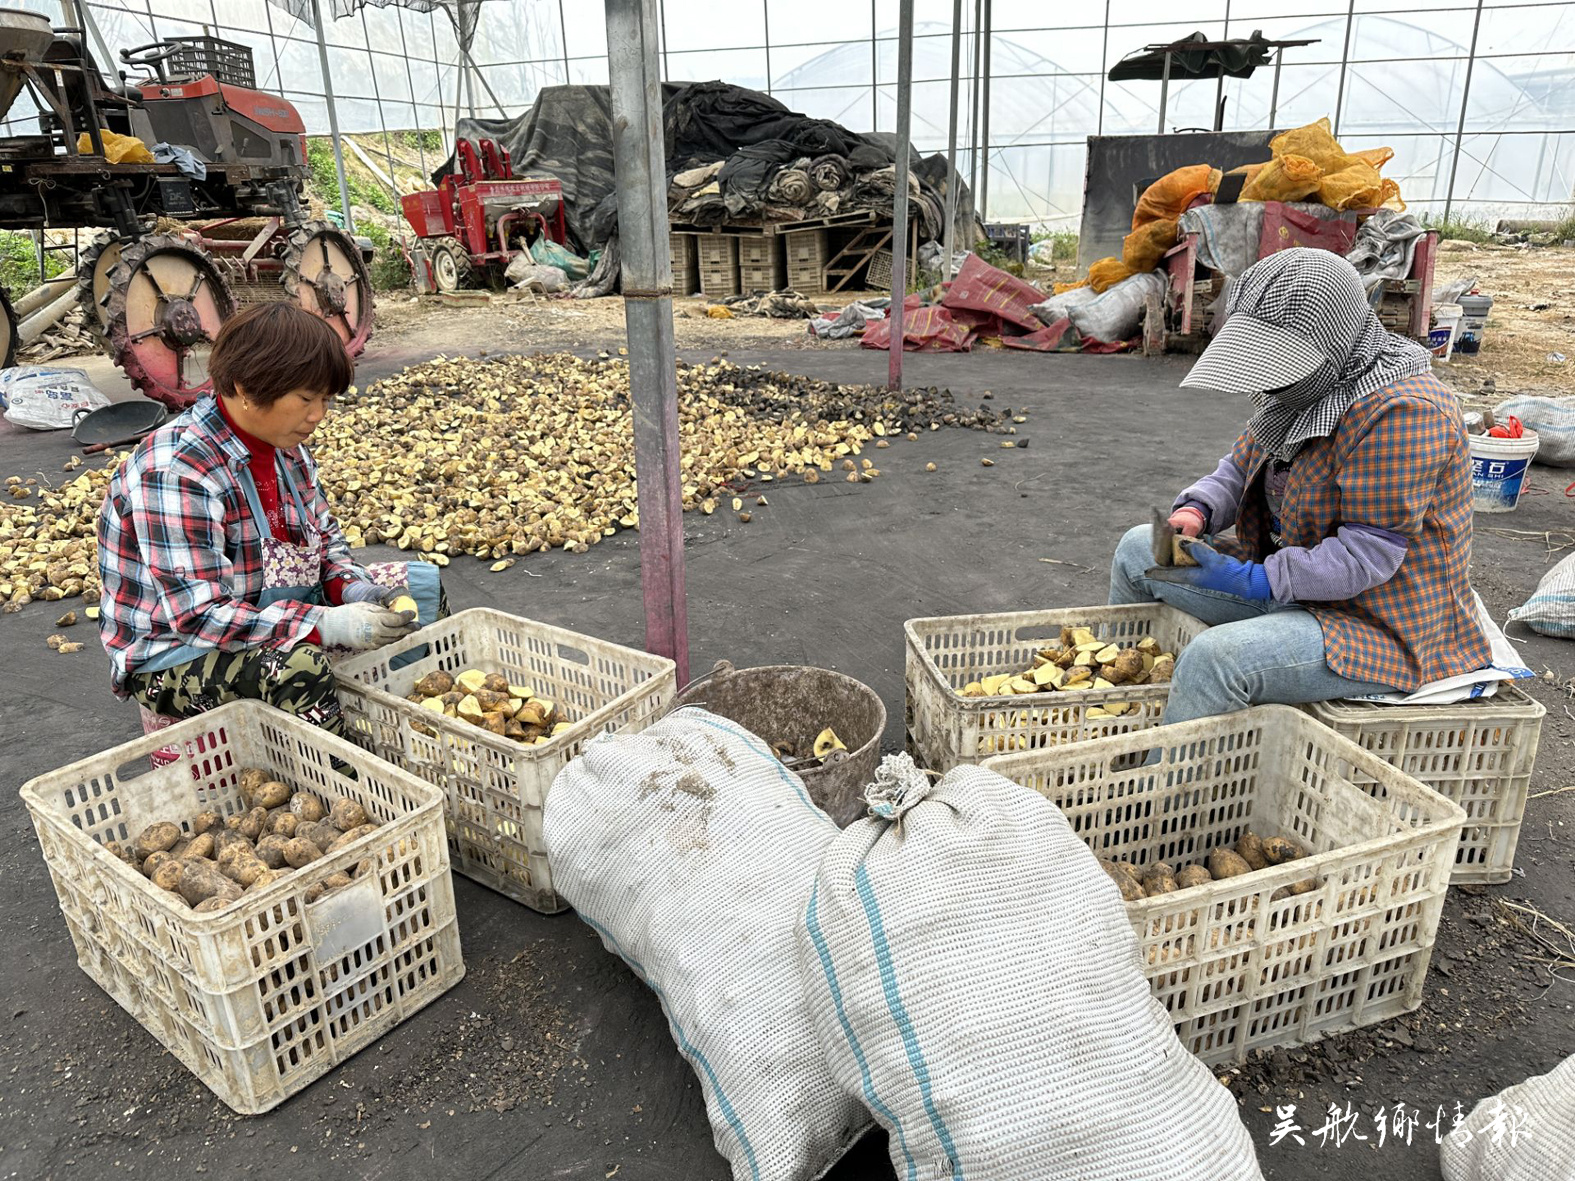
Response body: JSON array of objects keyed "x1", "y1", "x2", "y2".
[{"x1": 317, "y1": 601, "x2": 417, "y2": 651}]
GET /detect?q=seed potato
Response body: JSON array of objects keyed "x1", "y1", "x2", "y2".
[
  {"x1": 1208, "y1": 848, "x2": 1252, "y2": 879},
  {"x1": 290, "y1": 792, "x2": 327, "y2": 823},
  {"x1": 133, "y1": 821, "x2": 181, "y2": 861},
  {"x1": 329, "y1": 798, "x2": 368, "y2": 832}
]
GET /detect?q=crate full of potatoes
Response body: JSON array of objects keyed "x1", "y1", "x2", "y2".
[
  {"x1": 19, "y1": 701, "x2": 465, "y2": 1115},
  {"x1": 905, "y1": 603, "x2": 1208, "y2": 772},
  {"x1": 334, "y1": 608, "x2": 677, "y2": 914},
  {"x1": 984, "y1": 706, "x2": 1465, "y2": 1067}
]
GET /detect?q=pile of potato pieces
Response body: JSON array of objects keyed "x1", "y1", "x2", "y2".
[
  {"x1": 1100, "y1": 828, "x2": 1318, "y2": 904},
  {"x1": 960, "y1": 627, "x2": 1176, "y2": 721},
  {"x1": 405, "y1": 668, "x2": 573, "y2": 746},
  {"x1": 104, "y1": 768, "x2": 383, "y2": 912}
]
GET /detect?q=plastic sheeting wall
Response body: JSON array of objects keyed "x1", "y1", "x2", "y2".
[{"x1": 3, "y1": 0, "x2": 1572, "y2": 226}]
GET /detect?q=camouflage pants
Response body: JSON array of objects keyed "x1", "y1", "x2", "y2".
[{"x1": 125, "y1": 644, "x2": 345, "y2": 739}]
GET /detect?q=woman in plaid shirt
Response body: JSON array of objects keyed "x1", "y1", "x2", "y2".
[
  {"x1": 97, "y1": 304, "x2": 431, "y2": 738},
  {"x1": 1109, "y1": 249, "x2": 1490, "y2": 722}
]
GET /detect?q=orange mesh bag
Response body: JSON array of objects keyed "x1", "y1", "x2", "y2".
[
  {"x1": 1317, "y1": 162, "x2": 1387, "y2": 211},
  {"x1": 1268, "y1": 117, "x2": 1351, "y2": 173},
  {"x1": 1223, "y1": 161, "x2": 1270, "y2": 190},
  {"x1": 1131, "y1": 165, "x2": 1220, "y2": 229},
  {"x1": 1240, "y1": 154, "x2": 1322, "y2": 203},
  {"x1": 1122, "y1": 218, "x2": 1179, "y2": 273},
  {"x1": 1052, "y1": 279, "x2": 1088, "y2": 295},
  {"x1": 1087, "y1": 257, "x2": 1136, "y2": 294},
  {"x1": 1348, "y1": 146, "x2": 1394, "y2": 171}
]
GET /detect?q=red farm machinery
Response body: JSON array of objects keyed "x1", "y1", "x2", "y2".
[
  {"x1": 400, "y1": 137, "x2": 567, "y2": 292},
  {"x1": 0, "y1": 10, "x2": 373, "y2": 408}
]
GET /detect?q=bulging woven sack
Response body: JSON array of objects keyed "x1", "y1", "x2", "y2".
[
  {"x1": 543, "y1": 707, "x2": 867, "y2": 1181},
  {"x1": 1087, "y1": 256, "x2": 1136, "y2": 293},
  {"x1": 1269, "y1": 117, "x2": 1350, "y2": 173},
  {"x1": 796, "y1": 755, "x2": 1266, "y2": 1181},
  {"x1": 1240, "y1": 153, "x2": 1323, "y2": 203},
  {"x1": 1440, "y1": 1052, "x2": 1575, "y2": 1180},
  {"x1": 1132, "y1": 164, "x2": 1219, "y2": 229}
]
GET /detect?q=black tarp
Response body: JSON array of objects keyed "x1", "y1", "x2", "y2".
[
  {"x1": 1107, "y1": 31, "x2": 1277, "y2": 81},
  {"x1": 437, "y1": 80, "x2": 976, "y2": 293}
]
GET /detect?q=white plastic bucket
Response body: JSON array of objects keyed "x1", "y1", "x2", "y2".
[
  {"x1": 1430, "y1": 303, "x2": 1463, "y2": 361},
  {"x1": 1456, "y1": 292, "x2": 1492, "y2": 355},
  {"x1": 1469, "y1": 429, "x2": 1540, "y2": 513}
]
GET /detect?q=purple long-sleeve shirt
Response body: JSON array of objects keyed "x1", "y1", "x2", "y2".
[{"x1": 1176, "y1": 454, "x2": 1408, "y2": 603}]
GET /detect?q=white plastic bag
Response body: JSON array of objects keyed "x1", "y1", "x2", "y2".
[
  {"x1": 1440, "y1": 1052, "x2": 1575, "y2": 1180},
  {"x1": 796, "y1": 756, "x2": 1265, "y2": 1181},
  {"x1": 1494, "y1": 395, "x2": 1575, "y2": 467},
  {"x1": 1028, "y1": 284, "x2": 1099, "y2": 326},
  {"x1": 543, "y1": 708, "x2": 866, "y2": 1181},
  {"x1": 0, "y1": 366, "x2": 109, "y2": 430},
  {"x1": 1507, "y1": 553, "x2": 1575, "y2": 639},
  {"x1": 504, "y1": 254, "x2": 567, "y2": 292},
  {"x1": 1068, "y1": 271, "x2": 1166, "y2": 344}
]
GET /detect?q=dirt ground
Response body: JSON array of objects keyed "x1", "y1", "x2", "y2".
[{"x1": 2, "y1": 270, "x2": 1574, "y2": 1180}]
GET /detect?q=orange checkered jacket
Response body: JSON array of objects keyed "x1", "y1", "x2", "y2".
[{"x1": 1216, "y1": 373, "x2": 1490, "y2": 690}]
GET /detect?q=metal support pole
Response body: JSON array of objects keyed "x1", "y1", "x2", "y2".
[
  {"x1": 464, "y1": 53, "x2": 476, "y2": 118},
  {"x1": 462, "y1": 46, "x2": 509, "y2": 117},
  {"x1": 1157, "y1": 50, "x2": 1170, "y2": 134},
  {"x1": 870, "y1": 0, "x2": 878, "y2": 131},
  {"x1": 942, "y1": 0, "x2": 963, "y2": 278},
  {"x1": 605, "y1": 0, "x2": 689, "y2": 685},
  {"x1": 361, "y1": 10, "x2": 402, "y2": 208},
  {"x1": 979, "y1": 0, "x2": 991, "y2": 223},
  {"x1": 1268, "y1": 48, "x2": 1282, "y2": 128},
  {"x1": 763, "y1": 0, "x2": 772, "y2": 93},
  {"x1": 968, "y1": 0, "x2": 981, "y2": 201},
  {"x1": 1333, "y1": 0, "x2": 1355, "y2": 136},
  {"x1": 309, "y1": 0, "x2": 355, "y2": 233},
  {"x1": 888, "y1": 0, "x2": 914, "y2": 392},
  {"x1": 1215, "y1": 0, "x2": 1230, "y2": 131},
  {"x1": 558, "y1": 0, "x2": 571, "y2": 82},
  {"x1": 1443, "y1": 0, "x2": 1485, "y2": 221},
  {"x1": 1096, "y1": 0, "x2": 1110, "y2": 136},
  {"x1": 658, "y1": 0, "x2": 669, "y2": 80},
  {"x1": 396, "y1": 8, "x2": 429, "y2": 177}
]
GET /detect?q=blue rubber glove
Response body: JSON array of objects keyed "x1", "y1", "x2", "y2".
[{"x1": 1147, "y1": 538, "x2": 1273, "y2": 601}]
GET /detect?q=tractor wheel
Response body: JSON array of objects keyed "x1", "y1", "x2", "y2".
[
  {"x1": 77, "y1": 230, "x2": 125, "y2": 337},
  {"x1": 430, "y1": 237, "x2": 474, "y2": 293},
  {"x1": 1, "y1": 286, "x2": 18, "y2": 369},
  {"x1": 106, "y1": 233, "x2": 236, "y2": 410},
  {"x1": 282, "y1": 220, "x2": 374, "y2": 358}
]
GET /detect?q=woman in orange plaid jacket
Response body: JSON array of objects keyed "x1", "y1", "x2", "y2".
[{"x1": 1110, "y1": 248, "x2": 1490, "y2": 723}]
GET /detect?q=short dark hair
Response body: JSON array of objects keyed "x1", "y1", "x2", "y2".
[{"x1": 209, "y1": 303, "x2": 354, "y2": 406}]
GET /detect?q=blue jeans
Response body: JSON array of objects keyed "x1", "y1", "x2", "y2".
[{"x1": 1108, "y1": 524, "x2": 1398, "y2": 724}]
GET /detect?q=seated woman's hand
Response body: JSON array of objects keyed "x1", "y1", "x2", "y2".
[{"x1": 319, "y1": 602, "x2": 418, "y2": 650}]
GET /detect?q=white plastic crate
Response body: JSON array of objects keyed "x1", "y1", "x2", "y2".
[
  {"x1": 1306, "y1": 687, "x2": 1544, "y2": 884},
  {"x1": 984, "y1": 705, "x2": 1465, "y2": 1067},
  {"x1": 20, "y1": 701, "x2": 465, "y2": 1115},
  {"x1": 334, "y1": 608, "x2": 676, "y2": 913},
  {"x1": 904, "y1": 603, "x2": 1208, "y2": 771}
]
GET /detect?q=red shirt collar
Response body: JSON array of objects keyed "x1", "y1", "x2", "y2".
[{"x1": 215, "y1": 395, "x2": 277, "y2": 460}]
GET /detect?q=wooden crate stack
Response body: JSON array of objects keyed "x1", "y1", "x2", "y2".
[
  {"x1": 738, "y1": 234, "x2": 786, "y2": 293},
  {"x1": 697, "y1": 236, "x2": 740, "y2": 298},
  {"x1": 785, "y1": 229, "x2": 829, "y2": 294}
]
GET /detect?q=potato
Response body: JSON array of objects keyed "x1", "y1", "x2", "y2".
[
  {"x1": 1235, "y1": 830, "x2": 1269, "y2": 870},
  {"x1": 289, "y1": 792, "x2": 327, "y2": 823},
  {"x1": 250, "y1": 780, "x2": 292, "y2": 810},
  {"x1": 456, "y1": 694, "x2": 485, "y2": 724},
  {"x1": 1135, "y1": 637, "x2": 1161, "y2": 656},
  {"x1": 455, "y1": 669, "x2": 488, "y2": 695},
  {"x1": 267, "y1": 810, "x2": 298, "y2": 838},
  {"x1": 224, "y1": 858, "x2": 270, "y2": 888},
  {"x1": 327, "y1": 823, "x2": 379, "y2": 853},
  {"x1": 283, "y1": 838, "x2": 322, "y2": 869},
  {"x1": 471, "y1": 688, "x2": 513, "y2": 713},
  {"x1": 106, "y1": 842, "x2": 138, "y2": 868},
  {"x1": 304, "y1": 882, "x2": 327, "y2": 904},
  {"x1": 298, "y1": 821, "x2": 340, "y2": 850},
  {"x1": 133, "y1": 821, "x2": 181, "y2": 862},
  {"x1": 238, "y1": 767, "x2": 271, "y2": 799},
  {"x1": 1208, "y1": 848, "x2": 1252, "y2": 879},
  {"x1": 1144, "y1": 873, "x2": 1180, "y2": 896},
  {"x1": 141, "y1": 849, "x2": 173, "y2": 877},
  {"x1": 1105, "y1": 649, "x2": 1146, "y2": 685},
  {"x1": 328, "y1": 798, "x2": 368, "y2": 832},
  {"x1": 1101, "y1": 861, "x2": 1145, "y2": 902},
  {"x1": 224, "y1": 814, "x2": 244, "y2": 832},
  {"x1": 480, "y1": 711, "x2": 509, "y2": 736},
  {"x1": 151, "y1": 857, "x2": 186, "y2": 891},
  {"x1": 213, "y1": 829, "x2": 253, "y2": 863},
  {"x1": 238, "y1": 807, "x2": 268, "y2": 842},
  {"x1": 247, "y1": 869, "x2": 286, "y2": 892},
  {"x1": 320, "y1": 871, "x2": 353, "y2": 894},
  {"x1": 191, "y1": 810, "x2": 223, "y2": 836},
  {"x1": 177, "y1": 859, "x2": 243, "y2": 907},
  {"x1": 1148, "y1": 655, "x2": 1175, "y2": 683},
  {"x1": 183, "y1": 831, "x2": 216, "y2": 860},
  {"x1": 439, "y1": 690, "x2": 465, "y2": 707},
  {"x1": 1140, "y1": 861, "x2": 1174, "y2": 882},
  {"x1": 481, "y1": 672, "x2": 510, "y2": 694},
  {"x1": 1263, "y1": 836, "x2": 1308, "y2": 865},
  {"x1": 414, "y1": 670, "x2": 454, "y2": 698},
  {"x1": 193, "y1": 896, "x2": 233, "y2": 913},
  {"x1": 1176, "y1": 865, "x2": 1213, "y2": 889},
  {"x1": 255, "y1": 834, "x2": 291, "y2": 869},
  {"x1": 352, "y1": 856, "x2": 378, "y2": 880}
]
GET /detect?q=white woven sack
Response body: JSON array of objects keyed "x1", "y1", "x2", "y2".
[
  {"x1": 1028, "y1": 284, "x2": 1099, "y2": 326},
  {"x1": 1495, "y1": 395, "x2": 1575, "y2": 467},
  {"x1": 1441, "y1": 1053, "x2": 1575, "y2": 1180},
  {"x1": 796, "y1": 755, "x2": 1265, "y2": 1181},
  {"x1": 542, "y1": 707, "x2": 867, "y2": 1181},
  {"x1": 1068, "y1": 271, "x2": 1166, "y2": 344},
  {"x1": 1507, "y1": 552, "x2": 1575, "y2": 640}
]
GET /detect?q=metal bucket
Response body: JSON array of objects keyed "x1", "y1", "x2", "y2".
[
  {"x1": 0, "y1": 9, "x2": 54, "y2": 125},
  {"x1": 670, "y1": 660, "x2": 886, "y2": 827}
]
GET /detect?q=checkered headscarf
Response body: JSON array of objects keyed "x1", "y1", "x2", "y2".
[{"x1": 1186, "y1": 248, "x2": 1433, "y2": 462}]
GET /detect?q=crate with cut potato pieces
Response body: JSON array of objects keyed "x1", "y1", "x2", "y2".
[
  {"x1": 333, "y1": 608, "x2": 677, "y2": 914},
  {"x1": 984, "y1": 706, "x2": 1465, "y2": 1066},
  {"x1": 904, "y1": 603, "x2": 1208, "y2": 772},
  {"x1": 19, "y1": 700, "x2": 465, "y2": 1115}
]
